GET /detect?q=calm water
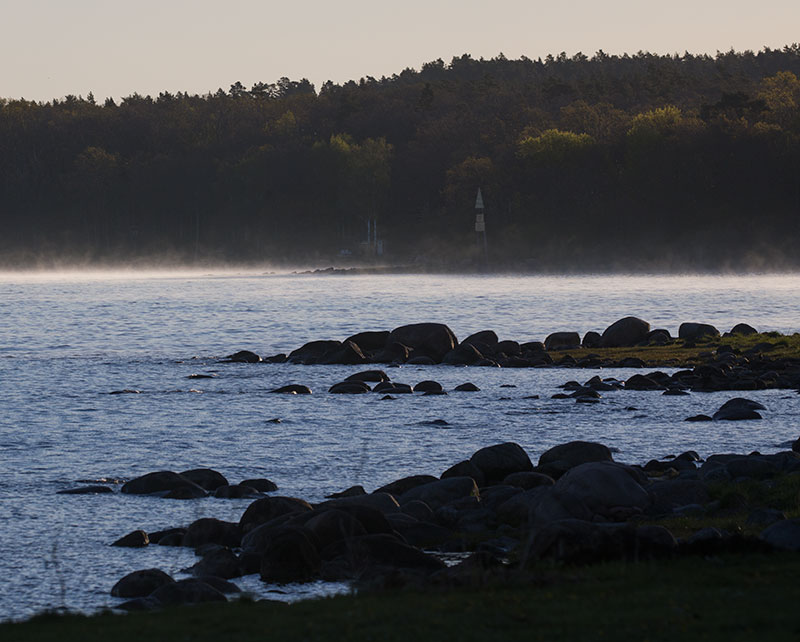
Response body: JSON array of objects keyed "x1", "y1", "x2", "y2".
[{"x1": 1, "y1": 271, "x2": 799, "y2": 621}]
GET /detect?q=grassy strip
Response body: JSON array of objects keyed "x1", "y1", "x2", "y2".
[
  {"x1": 4, "y1": 553, "x2": 800, "y2": 642},
  {"x1": 557, "y1": 332, "x2": 800, "y2": 367}
]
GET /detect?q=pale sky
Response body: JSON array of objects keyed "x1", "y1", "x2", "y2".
[{"x1": 1, "y1": 0, "x2": 798, "y2": 102}]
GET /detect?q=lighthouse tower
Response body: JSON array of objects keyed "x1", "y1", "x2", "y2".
[{"x1": 474, "y1": 188, "x2": 488, "y2": 264}]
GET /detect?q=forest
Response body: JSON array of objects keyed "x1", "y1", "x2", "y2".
[{"x1": 1, "y1": 46, "x2": 799, "y2": 271}]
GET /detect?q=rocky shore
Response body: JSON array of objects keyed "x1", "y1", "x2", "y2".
[
  {"x1": 222, "y1": 318, "x2": 800, "y2": 393},
  {"x1": 96, "y1": 436, "x2": 800, "y2": 612}
]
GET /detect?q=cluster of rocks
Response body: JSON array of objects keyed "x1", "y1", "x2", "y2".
[
  {"x1": 107, "y1": 439, "x2": 800, "y2": 610},
  {"x1": 268, "y1": 370, "x2": 480, "y2": 396}
]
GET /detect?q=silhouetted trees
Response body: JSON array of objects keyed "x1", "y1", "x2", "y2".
[{"x1": 1, "y1": 46, "x2": 799, "y2": 269}]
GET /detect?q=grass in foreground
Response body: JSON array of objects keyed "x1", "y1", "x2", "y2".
[{"x1": 4, "y1": 553, "x2": 800, "y2": 642}]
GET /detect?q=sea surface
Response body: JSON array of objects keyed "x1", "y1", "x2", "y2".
[{"x1": 1, "y1": 271, "x2": 799, "y2": 621}]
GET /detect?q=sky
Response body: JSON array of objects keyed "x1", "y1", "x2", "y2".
[{"x1": 1, "y1": 0, "x2": 799, "y2": 102}]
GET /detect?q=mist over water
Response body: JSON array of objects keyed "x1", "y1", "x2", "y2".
[{"x1": 1, "y1": 271, "x2": 799, "y2": 621}]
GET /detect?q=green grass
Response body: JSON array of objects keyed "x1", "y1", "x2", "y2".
[
  {"x1": 5, "y1": 554, "x2": 800, "y2": 641},
  {"x1": 557, "y1": 332, "x2": 800, "y2": 367}
]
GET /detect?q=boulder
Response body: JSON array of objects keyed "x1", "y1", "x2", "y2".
[
  {"x1": 371, "y1": 342, "x2": 411, "y2": 364},
  {"x1": 344, "y1": 331, "x2": 390, "y2": 353},
  {"x1": 240, "y1": 478, "x2": 278, "y2": 492},
  {"x1": 537, "y1": 441, "x2": 613, "y2": 478},
  {"x1": 712, "y1": 397, "x2": 766, "y2": 421},
  {"x1": 149, "y1": 579, "x2": 227, "y2": 605},
  {"x1": 188, "y1": 547, "x2": 242, "y2": 579},
  {"x1": 502, "y1": 471, "x2": 554, "y2": 490},
  {"x1": 112, "y1": 530, "x2": 149, "y2": 547},
  {"x1": 269, "y1": 384, "x2": 312, "y2": 394},
  {"x1": 316, "y1": 493, "x2": 401, "y2": 515},
  {"x1": 319, "y1": 340, "x2": 367, "y2": 365},
  {"x1": 288, "y1": 340, "x2": 341, "y2": 364},
  {"x1": 214, "y1": 484, "x2": 262, "y2": 499},
  {"x1": 398, "y1": 477, "x2": 479, "y2": 511},
  {"x1": 224, "y1": 350, "x2": 261, "y2": 363},
  {"x1": 462, "y1": 330, "x2": 499, "y2": 349},
  {"x1": 761, "y1": 519, "x2": 800, "y2": 551},
  {"x1": 582, "y1": 331, "x2": 602, "y2": 348},
  {"x1": 345, "y1": 370, "x2": 389, "y2": 383},
  {"x1": 729, "y1": 323, "x2": 758, "y2": 336},
  {"x1": 183, "y1": 518, "x2": 241, "y2": 548},
  {"x1": 329, "y1": 381, "x2": 371, "y2": 394},
  {"x1": 334, "y1": 533, "x2": 446, "y2": 574},
  {"x1": 57, "y1": 485, "x2": 114, "y2": 495},
  {"x1": 179, "y1": 468, "x2": 228, "y2": 491},
  {"x1": 239, "y1": 496, "x2": 313, "y2": 532},
  {"x1": 544, "y1": 332, "x2": 580, "y2": 351},
  {"x1": 111, "y1": 568, "x2": 174, "y2": 598},
  {"x1": 441, "y1": 460, "x2": 486, "y2": 487},
  {"x1": 601, "y1": 317, "x2": 650, "y2": 347},
  {"x1": 679, "y1": 322, "x2": 720, "y2": 341},
  {"x1": 413, "y1": 380, "x2": 443, "y2": 393},
  {"x1": 470, "y1": 442, "x2": 533, "y2": 484},
  {"x1": 553, "y1": 462, "x2": 650, "y2": 518},
  {"x1": 442, "y1": 343, "x2": 484, "y2": 365},
  {"x1": 387, "y1": 323, "x2": 458, "y2": 362},
  {"x1": 260, "y1": 527, "x2": 321, "y2": 583},
  {"x1": 121, "y1": 471, "x2": 204, "y2": 496},
  {"x1": 374, "y1": 474, "x2": 438, "y2": 496},
  {"x1": 304, "y1": 509, "x2": 368, "y2": 549},
  {"x1": 495, "y1": 340, "x2": 521, "y2": 356},
  {"x1": 453, "y1": 382, "x2": 480, "y2": 392}
]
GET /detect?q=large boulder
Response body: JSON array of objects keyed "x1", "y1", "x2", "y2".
[
  {"x1": 344, "y1": 331, "x2": 390, "y2": 353},
  {"x1": 319, "y1": 340, "x2": 367, "y2": 365},
  {"x1": 729, "y1": 323, "x2": 758, "y2": 336},
  {"x1": 149, "y1": 579, "x2": 227, "y2": 605},
  {"x1": 712, "y1": 398, "x2": 766, "y2": 421},
  {"x1": 111, "y1": 568, "x2": 174, "y2": 598},
  {"x1": 334, "y1": 533, "x2": 446, "y2": 574},
  {"x1": 288, "y1": 340, "x2": 341, "y2": 364},
  {"x1": 259, "y1": 527, "x2": 321, "y2": 583},
  {"x1": 470, "y1": 442, "x2": 533, "y2": 484},
  {"x1": 553, "y1": 461, "x2": 651, "y2": 518},
  {"x1": 462, "y1": 330, "x2": 499, "y2": 349},
  {"x1": 442, "y1": 343, "x2": 484, "y2": 365},
  {"x1": 679, "y1": 323, "x2": 720, "y2": 341},
  {"x1": 121, "y1": 471, "x2": 205, "y2": 496},
  {"x1": 601, "y1": 317, "x2": 650, "y2": 347},
  {"x1": 179, "y1": 468, "x2": 228, "y2": 491},
  {"x1": 239, "y1": 496, "x2": 313, "y2": 533},
  {"x1": 398, "y1": 477, "x2": 479, "y2": 511},
  {"x1": 761, "y1": 519, "x2": 800, "y2": 551},
  {"x1": 544, "y1": 332, "x2": 580, "y2": 351},
  {"x1": 304, "y1": 509, "x2": 368, "y2": 549},
  {"x1": 183, "y1": 518, "x2": 241, "y2": 548},
  {"x1": 537, "y1": 441, "x2": 613, "y2": 478},
  {"x1": 387, "y1": 323, "x2": 458, "y2": 363},
  {"x1": 374, "y1": 475, "x2": 438, "y2": 496},
  {"x1": 188, "y1": 547, "x2": 242, "y2": 579}
]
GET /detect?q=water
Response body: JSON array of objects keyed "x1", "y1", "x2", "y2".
[{"x1": 1, "y1": 271, "x2": 799, "y2": 621}]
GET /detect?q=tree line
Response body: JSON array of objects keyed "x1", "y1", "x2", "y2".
[{"x1": 1, "y1": 46, "x2": 799, "y2": 270}]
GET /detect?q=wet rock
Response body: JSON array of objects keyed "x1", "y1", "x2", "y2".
[
  {"x1": 305, "y1": 509, "x2": 368, "y2": 549},
  {"x1": 329, "y1": 381, "x2": 370, "y2": 394},
  {"x1": 269, "y1": 384, "x2": 312, "y2": 394},
  {"x1": 150, "y1": 578, "x2": 227, "y2": 605},
  {"x1": 58, "y1": 485, "x2": 113, "y2": 495},
  {"x1": 544, "y1": 332, "x2": 580, "y2": 350},
  {"x1": 163, "y1": 485, "x2": 207, "y2": 499},
  {"x1": 413, "y1": 380, "x2": 443, "y2": 393},
  {"x1": 263, "y1": 353, "x2": 288, "y2": 363},
  {"x1": 685, "y1": 414, "x2": 712, "y2": 422},
  {"x1": 537, "y1": 441, "x2": 613, "y2": 478},
  {"x1": 121, "y1": 471, "x2": 205, "y2": 496},
  {"x1": 647, "y1": 329, "x2": 672, "y2": 345},
  {"x1": 179, "y1": 468, "x2": 228, "y2": 491},
  {"x1": 373, "y1": 381, "x2": 412, "y2": 394},
  {"x1": 442, "y1": 343, "x2": 484, "y2": 365},
  {"x1": 679, "y1": 322, "x2": 720, "y2": 341},
  {"x1": 470, "y1": 442, "x2": 533, "y2": 484},
  {"x1": 319, "y1": 340, "x2": 367, "y2": 365},
  {"x1": 600, "y1": 317, "x2": 650, "y2": 348},
  {"x1": 149, "y1": 528, "x2": 185, "y2": 546},
  {"x1": 407, "y1": 356, "x2": 437, "y2": 365},
  {"x1": 111, "y1": 568, "x2": 174, "y2": 598},
  {"x1": 112, "y1": 530, "x2": 149, "y2": 547},
  {"x1": 188, "y1": 547, "x2": 242, "y2": 579},
  {"x1": 453, "y1": 382, "x2": 480, "y2": 392},
  {"x1": 240, "y1": 478, "x2": 278, "y2": 492},
  {"x1": 224, "y1": 350, "x2": 261, "y2": 363},
  {"x1": 317, "y1": 493, "x2": 401, "y2": 515},
  {"x1": 387, "y1": 323, "x2": 458, "y2": 363},
  {"x1": 183, "y1": 518, "x2": 241, "y2": 548},
  {"x1": 582, "y1": 331, "x2": 602, "y2": 348},
  {"x1": 372, "y1": 342, "x2": 411, "y2": 364},
  {"x1": 345, "y1": 370, "x2": 389, "y2": 383},
  {"x1": 194, "y1": 576, "x2": 241, "y2": 594},
  {"x1": 463, "y1": 330, "x2": 499, "y2": 349},
  {"x1": 624, "y1": 374, "x2": 665, "y2": 390}
]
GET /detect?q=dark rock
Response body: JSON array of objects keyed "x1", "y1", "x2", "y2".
[
  {"x1": 544, "y1": 332, "x2": 580, "y2": 350},
  {"x1": 240, "y1": 478, "x2": 278, "y2": 492},
  {"x1": 317, "y1": 493, "x2": 400, "y2": 515},
  {"x1": 345, "y1": 370, "x2": 389, "y2": 383},
  {"x1": 413, "y1": 380, "x2": 443, "y2": 393},
  {"x1": 319, "y1": 340, "x2": 367, "y2": 365},
  {"x1": 374, "y1": 474, "x2": 438, "y2": 496},
  {"x1": 712, "y1": 397, "x2": 766, "y2": 421},
  {"x1": 407, "y1": 356, "x2": 437, "y2": 365},
  {"x1": 679, "y1": 322, "x2": 720, "y2": 341},
  {"x1": 326, "y1": 485, "x2": 366, "y2": 499},
  {"x1": 188, "y1": 547, "x2": 242, "y2": 579},
  {"x1": 502, "y1": 471, "x2": 554, "y2": 490},
  {"x1": 463, "y1": 330, "x2": 499, "y2": 349},
  {"x1": 470, "y1": 442, "x2": 533, "y2": 484},
  {"x1": 179, "y1": 468, "x2": 228, "y2": 491},
  {"x1": 305, "y1": 509, "x2": 368, "y2": 549},
  {"x1": 747, "y1": 508, "x2": 786, "y2": 526},
  {"x1": 442, "y1": 343, "x2": 484, "y2": 365},
  {"x1": 163, "y1": 485, "x2": 207, "y2": 500},
  {"x1": 616, "y1": 357, "x2": 646, "y2": 368},
  {"x1": 111, "y1": 568, "x2": 174, "y2": 597},
  {"x1": 149, "y1": 528, "x2": 185, "y2": 545},
  {"x1": 581, "y1": 331, "x2": 602, "y2": 348},
  {"x1": 194, "y1": 576, "x2": 241, "y2": 594},
  {"x1": 260, "y1": 527, "x2": 321, "y2": 583},
  {"x1": 58, "y1": 485, "x2": 113, "y2": 495},
  {"x1": 288, "y1": 340, "x2": 341, "y2": 364},
  {"x1": 121, "y1": 471, "x2": 205, "y2": 496},
  {"x1": 453, "y1": 382, "x2": 480, "y2": 392},
  {"x1": 239, "y1": 496, "x2": 313, "y2": 533},
  {"x1": 402, "y1": 500, "x2": 435, "y2": 522},
  {"x1": 649, "y1": 479, "x2": 710, "y2": 513},
  {"x1": 537, "y1": 441, "x2": 613, "y2": 478},
  {"x1": 183, "y1": 518, "x2": 241, "y2": 548},
  {"x1": 625, "y1": 374, "x2": 665, "y2": 390},
  {"x1": 112, "y1": 530, "x2": 149, "y2": 547},
  {"x1": 329, "y1": 381, "x2": 370, "y2": 394},
  {"x1": 760, "y1": 519, "x2": 800, "y2": 551},
  {"x1": 441, "y1": 460, "x2": 486, "y2": 487},
  {"x1": 344, "y1": 331, "x2": 390, "y2": 353},
  {"x1": 647, "y1": 329, "x2": 672, "y2": 345},
  {"x1": 224, "y1": 350, "x2": 261, "y2": 363},
  {"x1": 387, "y1": 516, "x2": 453, "y2": 548},
  {"x1": 685, "y1": 414, "x2": 713, "y2": 422},
  {"x1": 730, "y1": 323, "x2": 758, "y2": 336},
  {"x1": 553, "y1": 461, "x2": 650, "y2": 517},
  {"x1": 387, "y1": 323, "x2": 458, "y2": 363},
  {"x1": 149, "y1": 578, "x2": 227, "y2": 605},
  {"x1": 398, "y1": 477, "x2": 479, "y2": 511},
  {"x1": 269, "y1": 384, "x2": 312, "y2": 394},
  {"x1": 214, "y1": 484, "x2": 262, "y2": 499},
  {"x1": 263, "y1": 353, "x2": 288, "y2": 363},
  {"x1": 371, "y1": 342, "x2": 411, "y2": 364},
  {"x1": 601, "y1": 317, "x2": 650, "y2": 347},
  {"x1": 335, "y1": 533, "x2": 446, "y2": 574},
  {"x1": 495, "y1": 340, "x2": 521, "y2": 356}
]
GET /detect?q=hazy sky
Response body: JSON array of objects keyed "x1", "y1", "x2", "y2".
[{"x1": 2, "y1": 0, "x2": 798, "y2": 102}]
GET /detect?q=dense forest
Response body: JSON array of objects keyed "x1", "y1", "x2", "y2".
[{"x1": 2, "y1": 46, "x2": 800, "y2": 270}]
